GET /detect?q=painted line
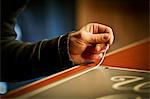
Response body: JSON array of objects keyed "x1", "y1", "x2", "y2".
[
  {"x1": 5, "y1": 66, "x2": 80, "y2": 96},
  {"x1": 100, "y1": 66, "x2": 150, "y2": 73},
  {"x1": 16, "y1": 66, "x2": 97, "y2": 98}
]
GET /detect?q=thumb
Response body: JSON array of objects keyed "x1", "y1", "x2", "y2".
[{"x1": 89, "y1": 33, "x2": 110, "y2": 44}]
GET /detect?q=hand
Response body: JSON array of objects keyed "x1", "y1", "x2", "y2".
[{"x1": 69, "y1": 23, "x2": 114, "y2": 65}]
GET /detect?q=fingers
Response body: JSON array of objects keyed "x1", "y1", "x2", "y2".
[
  {"x1": 85, "y1": 23, "x2": 114, "y2": 45},
  {"x1": 95, "y1": 43, "x2": 109, "y2": 53},
  {"x1": 89, "y1": 33, "x2": 111, "y2": 44},
  {"x1": 87, "y1": 23, "x2": 109, "y2": 33},
  {"x1": 86, "y1": 43, "x2": 109, "y2": 54},
  {"x1": 104, "y1": 26, "x2": 114, "y2": 45},
  {"x1": 70, "y1": 23, "x2": 114, "y2": 65},
  {"x1": 82, "y1": 51, "x2": 103, "y2": 61}
]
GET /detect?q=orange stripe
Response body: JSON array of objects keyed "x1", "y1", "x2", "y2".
[
  {"x1": 103, "y1": 41, "x2": 150, "y2": 70},
  {"x1": 2, "y1": 66, "x2": 92, "y2": 98}
]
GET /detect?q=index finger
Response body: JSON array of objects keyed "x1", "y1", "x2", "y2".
[
  {"x1": 87, "y1": 23, "x2": 114, "y2": 45},
  {"x1": 104, "y1": 27, "x2": 114, "y2": 45},
  {"x1": 87, "y1": 23, "x2": 110, "y2": 33}
]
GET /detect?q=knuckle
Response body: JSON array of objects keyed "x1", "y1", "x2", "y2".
[{"x1": 107, "y1": 27, "x2": 113, "y2": 32}]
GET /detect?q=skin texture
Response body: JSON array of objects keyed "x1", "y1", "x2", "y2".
[{"x1": 69, "y1": 23, "x2": 114, "y2": 65}]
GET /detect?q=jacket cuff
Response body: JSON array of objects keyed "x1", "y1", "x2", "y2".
[{"x1": 58, "y1": 33, "x2": 74, "y2": 69}]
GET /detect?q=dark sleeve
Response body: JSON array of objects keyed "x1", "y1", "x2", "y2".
[{"x1": 1, "y1": 0, "x2": 74, "y2": 82}]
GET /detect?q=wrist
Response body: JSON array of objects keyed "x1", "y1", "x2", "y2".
[
  {"x1": 58, "y1": 33, "x2": 74, "y2": 69},
  {"x1": 69, "y1": 31, "x2": 87, "y2": 64}
]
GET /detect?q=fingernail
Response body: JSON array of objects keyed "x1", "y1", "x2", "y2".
[{"x1": 103, "y1": 34, "x2": 110, "y2": 40}]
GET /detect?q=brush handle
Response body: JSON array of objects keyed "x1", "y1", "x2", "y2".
[{"x1": 96, "y1": 44, "x2": 109, "y2": 67}]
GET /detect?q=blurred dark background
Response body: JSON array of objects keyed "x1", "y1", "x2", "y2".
[
  {"x1": 15, "y1": 0, "x2": 76, "y2": 42},
  {"x1": 75, "y1": 0, "x2": 149, "y2": 52},
  {"x1": 16, "y1": 0, "x2": 149, "y2": 52}
]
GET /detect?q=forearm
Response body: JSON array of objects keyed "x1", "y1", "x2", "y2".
[
  {"x1": 1, "y1": 0, "x2": 74, "y2": 81},
  {"x1": 1, "y1": 34, "x2": 74, "y2": 82}
]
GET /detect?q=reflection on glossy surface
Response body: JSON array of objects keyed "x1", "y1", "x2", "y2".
[
  {"x1": 96, "y1": 94, "x2": 142, "y2": 99},
  {"x1": 0, "y1": 82, "x2": 8, "y2": 94}
]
